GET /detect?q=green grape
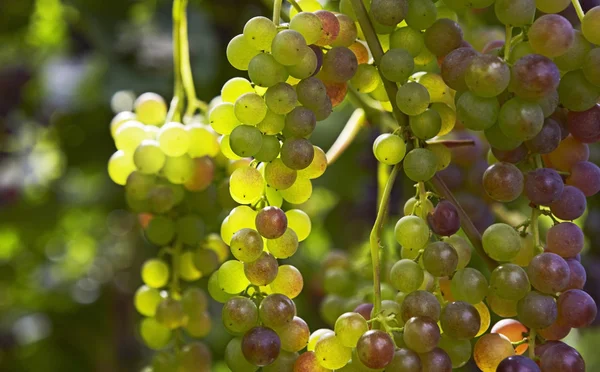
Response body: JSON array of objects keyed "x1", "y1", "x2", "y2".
[
  {"x1": 403, "y1": 148, "x2": 438, "y2": 181},
  {"x1": 134, "y1": 285, "x2": 163, "y2": 316},
  {"x1": 495, "y1": 0, "x2": 536, "y2": 27},
  {"x1": 371, "y1": 0, "x2": 408, "y2": 26},
  {"x1": 222, "y1": 296, "x2": 259, "y2": 334},
  {"x1": 490, "y1": 263, "x2": 531, "y2": 301},
  {"x1": 410, "y1": 108, "x2": 442, "y2": 140},
  {"x1": 175, "y1": 215, "x2": 204, "y2": 245},
  {"x1": 218, "y1": 260, "x2": 250, "y2": 294},
  {"x1": 156, "y1": 122, "x2": 190, "y2": 158},
  {"x1": 243, "y1": 16, "x2": 277, "y2": 51},
  {"x1": 482, "y1": 223, "x2": 520, "y2": 262},
  {"x1": 465, "y1": 55, "x2": 510, "y2": 98},
  {"x1": 451, "y1": 268, "x2": 488, "y2": 304},
  {"x1": 225, "y1": 338, "x2": 259, "y2": 372},
  {"x1": 423, "y1": 241, "x2": 458, "y2": 277},
  {"x1": 254, "y1": 135, "x2": 280, "y2": 162},
  {"x1": 125, "y1": 171, "x2": 154, "y2": 200},
  {"x1": 403, "y1": 196, "x2": 434, "y2": 218},
  {"x1": 234, "y1": 93, "x2": 268, "y2": 125},
  {"x1": 281, "y1": 138, "x2": 314, "y2": 170},
  {"x1": 145, "y1": 216, "x2": 175, "y2": 246},
  {"x1": 265, "y1": 83, "x2": 297, "y2": 115},
  {"x1": 248, "y1": 53, "x2": 289, "y2": 88},
  {"x1": 208, "y1": 271, "x2": 235, "y2": 303},
  {"x1": 209, "y1": 103, "x2": 240, "y2": 135},
  {"x1": 380, "y1": 48, "x2": 414, "y2": 83},
  {"x1": 297, "y1": 146, "x2": 327, "y2": 180},
  {"x1": 229, "y1": 166, "x2": 265, "y2": 205},
  {"x1": 229, "y1": 125, "x2": 263, "y2": 157},
  {"x1": 405, "y1": 0, "x2": 437, "y2": 30},
  {"x1": 324, "y1": 268, "x2": 355, "y2": 296},
  {"x1": 509, "y1": 41, "x2": 535, "y2": 64},
  {"x1": 244, "y1": 251, "x2": 279, "y2": 286},
  {"x1": 203, "y1": 233, "x2": 229, "y2": 263},
  {"x1": 267, "y1": 228, "x2": 299, "y2": 258},
  {"x1": 285, "y1": 209, "x2": 311, "y2": 242},
  {"x1": 498, "y1": 98, "x2": 544, "y2": 141},
  {"x1": 221, "y1": 205, "x2": 258, "y2": 244},
  {"x1": 221, "y1": 77, "x2": 254, "y2": 103},
  {"x1": 257, "y1": 109, "x2": 286, "y2": 135},
  {"x1": 511, "y1": 233, "x2": 536, "y2": 267},
  {"x1": 142, "y1": 259, "x2": 169, "y2": 288},
  {"x1": 272, "y1": 30, "x2": 308, "y2": 66},
  {"x1": 179, "y1": 251, "x2": 202, "y2": 281},
  {"x1": 394, "y1": 215, "x2": 430, "y2": 250},
  {"x1": 162, "y1": 155, "x2": 194, "y2": 184},
  {"x1": 230, "y1": 228, "x2": 264, "y2": 262},
  {"x1": 535, "y1": 0, "x2": 570, "y2": 13},
  {"x1": 115, "y1": 120, "x2": 146, "y2": 152},
  {"x1": 227, "y1": 34, "x2": 260, "y2": 71},
  {"x1": 110, "y1": 111, "x2": 136, "y2": 138},
  {"x1": 284, "y1": 107, "x2": 316, "y2": 138},
  {"x1": 182, "y1": 287, "x2": 208, "y2": 314},
  {"x1": 308, "y1": 329, "x2": 334, "y2": 352},
  {"x1": 289, "y1": 12, "x2": 323, "y2": 44},
  {"x1": 140, "y1": 317, "x2": 171, "y2": 350},
  {"x1": 428, "y1": 143, "x2": 451, "y2": 171},
  {"x1": 456, "y1": 91, "x2": 499, "y2": 131},
  {"x1": 517, "y1": 291, "x2": 559, "y2": 329},
  {"x1": 350, "y1": 64, "x2": 380, "y2": 93},
  {"x1": 145, "y1": 125, "x2": 159, "y2": 140},
  {"x1": 134, "y1": 92, "x2": 167, "y2": 126},
  {"x1": 184, "y1": 309, "x2": 211, "y2": 337},
  {"x1": 287, "y1": 46, "x2": 319, "y2": 79},
  {"x1": 280, "y1": 177, "x2": 312, "y2": 204},
  {"x1": 535, "y1": 90, "x2": 559, "y2": 118},
  {"x1": 583, "y1": 48, "x2": 600, "y2": 86},
  {"x1": 424, "y1": 18, "x2": 463, "y2": 57},
  {"x1": 389, "y1": 26, "x2": 424, "y2": 57},
  {"x1": 265, "y1": 158, "x2": 297, "y2": 190},
  {"x1": 554, "y1": 31, "x2": 592, "y2": 72},
  {"x1": 438, "y1": 335, "x2": 471, "y2": 368},
  {"x1": 372, "y1": 133, "x2": 407, "y2": 165},
  {"x1": 558, "y1": 69, "x2": 600, "y2": 112},
  {"x1": 155, "y1": 298, "x2": 186, "y2": 329},
  {"x1": 396, "y1": 82, "x2": 430, "y2": 116},
  {"x1": 445, "y1": 235, "x2": 472, "y2": 269},
  {"x1": 314, "y1": 333, "x2": 352, "y2": 370},
  {"x1": 335, "y1": 312, "x2": 369, "y2": 348},
  {"x1": 270, "y1": 264, "x2": 303, "y2": 299},
  {"x1": 133, "y1": 140, "x2": 165, "y2": 174},
  {"x1": 389, "y1": 259, "x2": 424, "y2": 293},
  {"x1": 485, "y1": 124, "x2": 523, "y2": 151},
  {"x1": 219, "y1": 135, "x2": 241, "y2": 160},
  {"x1": 582, "y1": 6, "x2": 600, "y2": 45},
  {"x1": 331, "y1": 13, "x2": 358, "y2": 48},
  {"x1": 152, "y1": 351, "x2": 177, "y2": 372}
]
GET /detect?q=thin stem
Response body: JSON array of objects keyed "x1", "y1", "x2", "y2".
[
  {"x1": 273, "y1": 0, "x2": 283, "y2": 25},
  {"x1": 287, "y1": 0, "x2": 303, "y2": 13},
  {"x1": 325, "y1": 108, "x2": 367, "y2": 165},
  {"x1": 529, "y1": 329, "x2": 536, "y2": 359},
  {"x1": 171, "y1": 0, "x2": 185, "y2": 122},
  {"x1": 426, "y1": 139, "x2": 476, "y2": 148},
  {"x1": 531, "y1": 207, "x2": 541, "y2": 249},
  {"x1": 431, "y1": 174, "x2": 498, "y2": 270},
  {"x1": 504, "y1": 25, "x2": 513, "y2": 61},
  {"x1": 369, "y1": 163, "x2": 401, "y2": 325},
  {"x1": 571, "y1": 0, "x2": 585, "y2": 22},
  {"x1": 349, "y1": 0, "x2": 407, "y2": 129},
  {"x1": 377, "y1": 162, "x2": 389, "y2": 206}
]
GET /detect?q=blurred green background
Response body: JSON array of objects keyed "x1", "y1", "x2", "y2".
[{"x1": 0, "y1": 0, "x2": 599, "y2": 371}]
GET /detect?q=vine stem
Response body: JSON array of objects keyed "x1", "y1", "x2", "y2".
[
  {"x1": 504, "y1": 25, "x2": 513, "y2": 61},
  {"x1": 369, "y1": 163, "x2": 401, "y2": 325},
  {"x1": 288, "y1": 0, "x2": 303, "y2": 13},
  {"x1": 325, "y1": 108, "x2": 367, "y2": 165},
  {"x1": 273, "y1": 0, "x2": 283, "y2": 25},
  {"x1": 171, "y1": 0, "x2": 186, "y2": 123},
  {"x1": 425, "y1": 139, "x2": 476, "y2": 148},
  {"x1": 529, "y1": 329, "x2": 536, "y2": 358},
  {"x1": 571, "y1": 0, "x2": 585, "y2": 22}
]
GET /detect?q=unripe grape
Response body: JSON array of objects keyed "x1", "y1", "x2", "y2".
[{"x1": 372, "y1": 133, "x2": 406, "y2": 165}]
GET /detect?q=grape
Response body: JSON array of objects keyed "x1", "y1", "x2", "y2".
[
  {"x1": 441, "y1": 47, "x2": 478, "y2": 92},
  {"x1": 257, "y1": 110, "x2": 285, "y2": 135},
  {"x1": 208, "y1": 271, "x2": 235, "y2": 303},
  {"x1": 134, "y1": 92, "x2": 167, "y2": 126},
  {"x1": 555, "y1": 31, "x2": 591, "y2": 72},
  {"x1": 378, "y1": 49, "x2": 413, "y2": 85},
  {"x1": 348, "y1": 41, "x2": 369, "y2": 64},
  {"x1": 320, "y1": 47, "x2": 358, "y2": 83},
  {"x1": 219, "y1": 260, "x2": 251, "y2": 294},
  {"x1": 474, "y1": 333, "x2": 515, "y2": 372},
  {"x1": 451, "y1": 268, "x2": 488, "y2": 304},
  {"x1": 145, "y1": 215, "x2": 175, "y2": 246},
  {"x1": 125, "y1": 172, "x2": 154, "y2": 201},
  {"x1": 401, "y1": 290, "x2": 441, "y2": 322},
  {"x1": 244, "y1": 251, "x2": 278, "y2": 286},
  {"x1": 557, "y1": 70, "x2": 600, "y2": 112},
  {"x1": 271, "y1": 30, "x2": 307, "y2": 66},
  {"x1": 297, "y1": 146, "x2": 326, "y2": 180},
  {"x1": 284, "y1": 107, "x2": 316, "y2": 138},
  {"x1": 110, "y1": 111, "x2": 136, "y2": 138},
  {"x1": 540, "y1": 343, "x2": 585, "y2": 372},
  {"x1": 222, "y1": 77, "x2": 254, "y2": 103},
  {"x1": 248, "y1": 54, "x2": 289, "y2": 89},
  {"x1": 162, "y1": 154, "x2": 194, "y2": 184},
  {"x1": 583, "y1": 48, "x2": 600, "y2": 86},
  {"x1": 482, "y1": 162, "x2": 524, "y2": 202},
  {"x1": 427, "y1": 200, "x2": 460, "y2": 237},
  {"x1": 582, "y1": 6, "x2": 600, "y2": 44},
  {"x1": 286, "y1": 46, "x2": 319, "y2": 80},
  {"x1": 264, "y1": 83, "x2": 296, "y2": 115},
  {"x1": 244, "y1": 16, "x2": 277, "y2": 51},
  {"x1": 230, "y1": 125, "x2": 263, "y2": 157},
  {"x1": 403, "y1": 196, "x2": 434, "y2": 219},
  {"x1": 281, "y1": 138, "x2": 314, "y2": 170},
  {"x1": 265, "y1": 158, "x2": 297, "y2": 190},
  {"x1": 209, "y1": 103, "x2": 240, "y2": 135},
  {"x1": 289, "y1": 12, "x2": 322, "y2": 45},
  {"x1": 419, "y1": 347, "x2": 452, "y2": 372},
  {"x1": 438, "y1": 336, "x2": 470, "y2": 369},
  {"x1": 331, "y1": 13, "x2": 358, "y2": 48},
  {"x1": 495, "y1": 0, "x2": 536, "y2": 27},
  {"x1": 565, "y1": 258, "x2": 586, "y2": 290},
  {"x1": 498, "y1": 97, "x2": 544, "y2": 141},
  {"x1": 440, "y1": 301, "x2": 480, "y2": 340},
  {"x1": 524, "y1": 168, "x2": 564, "y2": 206},
  {"x1": 497, "y1": 355, "x2": 540, "y2": 372},
  {"x1": 423, "y1": 241, "x2": 458, "y2": 277},
  {"x1": 296, "y1": 77, "x2": 327, "y2": 108},
  {"x1": 529, "y1": 15, "x2": 574, "y2": 57},
  {"x1": 229, "y1": 166, "x2": 265, "y2": 205},
  {"x1": 525, "y1": 118, "x2": 561, "y2": 155},
  {"x1": 222, "y1": 296, "x2": 258, "y2": 334},
  {"x1": 253, "y1": 135, "x2": 280, "y2": 163},
  {"x1": 567, "y1": 161, "x2": 600, "y2": 197},
  {"x1": 314, "y1": 332, "x2": 351, "y2": 369},
  {"x1": 242, "y1": 326, "x2": 281, "y2": 366},
  {"x1": 536, "y1": 90, "x2": 560, "y2": 119},
  {"x1": 528, "y1": 252, "x2": 570, "y2": 295},
  {"x1": 356, "y1": 330, "x2": 395, "y2": 369},
  {"x1": 405, "y1": 0, "x2": 437, "y2": 30},
  {"x1": 267, "y1": 228, "x2": 299, "y2": 259},
  {"x1": 371, "y1": 0, "x2": 408, "y2": 26},
  {"x1": 394, "y1": 215, "x2": 429, "y2": 250},
  {"x1": 492, "y1": 319, "x2": 529, "y2": 355},
  {"x1": 234, "y1": 93, "x2": 268, "y2": 125},
  {"x1": 179, "y1": 342, "x2": 211, "y2": 372},
  {"x1": 324, "y1": 80, "x2": 349, "y2": 108},
  {"x1": 389, "y1": 259, "x2": 424, "y2": 293},
  {"x1": 550, "y1": 185, "x2": 587, "y2": 220},
  {"x1": 404, "y1": 148, "x2": 438, "y2": 182},
  {"x1": 227, "y1": 34, "x2": 260, "y2": 71},
  {"x1": 538, "y1": 320, "x2": 571, "y2": 341},
  {"x1": 557, "y1": 289, "x2": 597, "y2": 328},
  {"x1": 535, "y1": 0, "x2": 570, "y2": 13},
  {"x1": 179, "y1": 251, "x2": 202, "y2": 281},
  {"x1": 293, "y1": 351, "x2": 329, "y2": 372},
  {"x1": 424, "y1": 18, "x2": 463, "y2": 57},
  {"x1": 456, "y1": 91, "x2": 499, "y2": 131},
  {"x1": 396, "y1": 82, "x2": 430, "y2": 116},
  {"x1": 485, "y1": 125, "x2": 523, "y2": 152},
  {"x1": 314, "y1": 10, "x2": 340, "y2": 46},
  {"x1": 277, "y1": 316, "x2": 309, "y2": 353},
  {"x1": 230, "y1": 228, "x2": 263, "y2": 262},
  {"x1": 134, "y1": 285, "x2": 163, "y2": 316},
  {"x1": 132, "y1": 139, "x2": 165, "y2": 175},
  {"x1": 482, "y1": 223, "x2": 520, "y2": 262},
  {"x1": 384, "y1": 348, "x2": 421, "y2": 371},
  {"x1": 141, "y1": 259, "x2": 169, "y2": 288},
  {"x1": 255, "y1": 206, "x2": 287, "y2": 239},
  {"x1": 403, "y1": 316, "x2": 440, "y2": 353},
  {"x1": 372, "y1": 133, "x2": 406, "y2": 165},
  {"x1": 410, "y1": 108, "x2": 441, "y2": 140},
  {"x1": 389, "y1": 26, "x2": 424, "y2": 58},
  {"x1": 490, "y1": 264, "x2": 531, "y2": 300},
  {"x1": 114, "y1": 120, "x2": 145, "y2": 153},
  {"x1": 280, "y1": 176, "x2": 312, "y2": 204},
  {"x1": 544, "y1": 135, "x2": 589, "y2": 172},
  {"x1": 567, "y1": 104, "x2": 600, "y2": 144},
  {"x1": 465, "y1": 54, "x2": 510, "y2": 98},
  {"x1": 225, "y1": 337, "x2": 259, "y2": 371},
  {"x1": 155, "y1": 298, "x2": 186, "y2": 329},
  {"x1": 140, "y1": 317, "x2": 172, "y2": 350},
  {"x1": 511, "y1": 54, "x2": 560, "y2": 100},
  {"x1": 334, "y1": 312, "x2": 369, "y2": 348},
  {"x1": 517, "y1": 291, "x2": 557, "y2": 329},
  {"x1": 350, "y1": 64, "x2": 380, "y2": 93}
]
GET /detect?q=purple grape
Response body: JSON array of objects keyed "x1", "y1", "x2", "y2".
[
  {"x1": 539, "y1": 343, "x2": 585, "y2": 372},
  {"x1": 525, "y1": 118, "x2": 561, "y2": 154},
  {"x1": 427, "y1": 200, "x2": 460, "y2": 236},
  {"x1": 356, "y1": 330, "x2": 395, "y2": 369},
  {"x1": 309, "y1": 45, "x2": 323, "y2": 77},
  {"x1": 497, "y1": 355, "x2": 541, "y2": 372},
  {"x1": 419, "y1": 347, "x2": 452, "y2": 372},
  {"x1": 566, "y1": 161, "x2": 600, "y2": 197},
  {"x1": 441, "y1": 47, "x2": 479, "y2": 92},
  {"x1": 482, "y1": 162, "x2": 524, "y2": 202},
  {"x1": 546, "y1": 222, "x2": 584, "y2": 258},
  {"x1": 567, "y1": 104, "x2": 600, "y2": 144},
  {"x1": 557, "y1": 289, "x2": 597, "y2": 328},
  {"x1": 565, "y1": 259, "x2": 586, "y2": 290},
  {"x1": 550, "y1": 185, "x2": 587, "y2": 220},
  {"x1": 492, "y1": 144, "x2": 528, "y2": 164},
  {"x1": 241, "y1": 326, "x2": 281, "y2": 366},
  {"x1": 527, "y1": 252, "x2": 570, "y2": 294},
  {"x1": 524, "y1": 168, "x2": 564, "y2": 206},
  {"x1": 511, "y1": 54, "x2": 560, "y2": 100},
  {"x1": 517, "y1": 291, "x2": 557, "y2": 330}
]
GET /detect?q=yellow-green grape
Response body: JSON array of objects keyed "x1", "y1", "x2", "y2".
[
  {"x1": 431, "y1": 102, "x2": 455, "y2": 136},
  {"x1": 415, "y1": 73, "x2": 454, "y2": 107},
  {"x1": 145, "y1": 216, "x2": 175, "y2": 246},
  {"x1": 314, "y1": 332, "x2": 352, "y2": 370},
  {"x1": 396, "y1": 82, "x2": 430, "y2": 116},
  {"x1": 243, "y1": 16, "x2": 277, "y2": 51},
  {"x1": 265, "y1": 185, "x2": 283, "y2": 207},
  {"x1": 535, "y1": 0, "x2": 570, "y2": 13},
  {"x1": 108, "y1": 150, "x2": 136, "y2": 185},
  {"x1": 134, "y1": 92, "x2": 167, "y2": 126},
  {"x1": 218, "y1": 260, "x2": 250, "y2": 294},
  {"x1": 290, "y1": 0, "x2": 322, "y2": 18},
  {"x1": 184, "y1": 311, "x2": 211, "y2": 338},
  {"x1": 234, "y1": 93, "x2": 268, "y2": 125},
  {"x1": 285, "y1": 209, "x2": 311, "y2": 242},
  {"x1": 162, "y1": 155, "x2": 194, "y2": 184},
  {"x1": 179, "y1": 251, "x2": 201, "y2": 281},
  {"x1": 267, "y1": 228, "x2": 299, "y2": 259},
  {"x1": 221, "y1": 206, "x2": 257, "y2": 244},
  {"x1": 287, "y1": 46, "x2": 319, "y2": 80},
  {"x1": 373, "y1": 133, "x2": 406, "y2": 165},
  {"x1": 140, "y1": 317, "x2": 172, "y2": 350},
  {"x1": 270, "y1": 265, "x2": 304, "y2": 299},
  {"x1": 271, "y1": 30, "x2": 308, "y2": 66},
  {"x1": 115, "y1": 120, "x2": 146, "y2": 152},
  {"x1": 474, "y1": 302, "x2": 491, "y2": 337},
  {"x1": 157, "y1": 122, "x2": 190, "y2": 157},
  {"x1": 257, "y1": 109, "x2": 286, "y2": 135},
  {"x1": 334, "y1": 312, "x2": 369, "y2": 348},
  {"x1": 186, "y1": 124, "x2": 220, "y2": 158},
  {"x1": 133, "y1": 139, "x2": 165, "y2": 174},
  {"x1": 230, "y1": 228, "x2": 264, "y2": 262},
  {"x1": 297, "y1": 146, "x2": 327, "y2": 180},
  {"x1": 219, "y1": 135, "x2": 242, "y2": 160},
  {"x1": 208, "y1": 271, "x2": 235, "y2": 303},
  {"x1": 203, "y1": 233, "x2": 229, "y2": 263},
  {"x1": 380, "y1": 48, "x2": 414, "y2": 83},
  {"x1": 182, "y1": 287, "x2": 209, "y2": 314},
  {"x1": 141, "y1": 259, "x2": 169, "y2": 288},
  {"x1": 427, "y1": 143, "x2": 451, "y2": 171},
  {"x1": 350, "y1": 64, "x2": 381, "y2": 93},
  {"x1": 249, "y1": 53, "x2": 289, "y2": 88},
  {"x1": 389, "y1": 26, "x2": 424, "y2": 57},
  {"x1": 403, "y1": 148, "x2": 438, "y2": 182},
  {"x1": 209, "y1": 103, "x2": 241, "y2": 135},
  {"x1": 308, "y1": 329, "x2": 334, "y2": 351},
  {"x1": 110, "y1": 111, "x2": 136, "y2": 138},
  {"x1": 403, "y1": 196, "x2": 434, "y2": 218},
  {"x1": 222, "y1": 77, "x2": 254, "y2": 103},
  {"x1": 410, "y1": 108, "x2": 442, "y2": 140},
  {"x1": 289, "y1": 12, "x2": 323, "y2": 45},
  {"x1": 390, "y1": 259, "x2": 424, "y2": 293},
  {"x1": 229, "y1": 166, "x2": 265, "y2": 205},
  {"x1": 395, "y1": 215, "x2": 430, "y2": 250},
  {"x1": 444, "y1": 235, "x2": 472, "y2": 270},
  {"x1": 582, "y1": 6, "x2": 600, "y2": 45},
  {"x1": 265, "y1": 158, "x2": 298, "y2": 190},
  {"x1": 280, "y1": 177, "x2": 312, "y2": 204},
  {"x1": 225, "y1": 338, "x2": 259, "y2": 372},
  {"x1": 511, "y1": 233, "x2": 536, "y2": 267},
  {"x1": 226, "y1": 34, "x2": 260, "y2": 71},
  {"x1": 482, "y1": 223, "x2": 520, "y2": 262},
  {"x1": 134, "y1": 285, "x2": 163, "y2": 316},
  {"x1": 155, "y1": 298, "x2": 187, "y2": 329}
]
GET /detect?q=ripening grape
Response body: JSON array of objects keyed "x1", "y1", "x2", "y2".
[
  {"x1": 371, "y1": 0, "x2": 408, "y2": 27},
  {"x1": 314, "y1": 332, "x2": 351, "y2": 370},
  {"x1": 422, "y1": 241, "x2": 458, "y2": 277},
  {"x1": 482, "y1": 223, "x2": 520, "y2": 262},
  {"x1": 456, "y1": 91, "x2": 499, "y2": 131},
  {"x1": 567, "y1": 162, "x2": 600, "y2": 197},
  {"x1": 438, "y1": 335, "x2": 471, "y2": 369},
  {"x1": 222, "y1": 296, "x2": 258, "y2": 334},
  {"x1": 558, "y1": 70, "x2": 600, "y2": 112},
  {"x1": 248, "y1": 53, "x2": 289, "y2": 88},
  {"x1": 242, "y1": 326, "x2": 281, "y2": 367},
  {"x1": 528, "y1": 252, "x2": 570, "y2": 294},
  {"x1": 517, "y1": 291, "x2": 558, "y2": 329},
  {"x1": 278, "y1": 316, "x2": 310, "y2": 353},
  {"x1": 396, "y1": 82, "x2": 430, "y2": 116},
  {"x1": 511, "y1": 54, "x2": 560, "y2": 100},
  {"x1": 529, "y1": 15, "x2": 574, "y2": 57},
  {"x1": 491, "y1": 319, "x2": 529, "y2": 355},
  {"x1": 557, "y1": 289, "x2": 597, "y2": 328},
  {"x1": 410, "y1": 108, "x2": 441, "y2": 140},
  {"x1": 401, "y1": 290, "x2": 441, "y2": 322},
  {"x1": 465, "y1": 54, "x2": 510, "y2": 98},
  {"x1": 230, "y1": 228, "x2": 264, "y2": 262},
  {"x1": 270, "y1": 265, "x2": 303, "y2": 299},
  {"x1": 567, "y1": 104, "x2": 600, "y2": 144},
  {"x1": 403, "y1": 316, "x2": 440, "y2": 353},
  {"x1": 424, "y1": 18, "x2": 463, "y2": 57},
  {"x1": 356, "y1": 330, "x2": 395, "y2": 369},
  {"x1": 474, "y1": 333, "x2": 515, "y2": 372},
  {"x1": 265, "y1": 158, "x2": 297, "y2": 190},
  {"x1": 257, "y1": 110, "x2": 285, "y2": 135},
  {"x1": 244, "y1": 251, "x2": 278, "y2": 286},
  {"x1": 281, "y1": 138, "x2": 314, "y2": 170},
  {"x1": 403, "y1": 148, "x2": 438, "y2": 182},
  {"x1": 440, "y1": 301, "x2": 481, "y2": 340},
  {"x1": 482, "y1": 162, "x2": 524, "y2": 202},
  {"x1": 229, "y1": 166, "x2": 265, "y2": 205},
  {"x1": 320, "y1": 47, "x2": 358, "y2": 83},
  {"x1": 490, "y1": 264, "x2": 531, "y2": 301},
  {"x1": 267, "y1": 228, "x2": 299, "y2": 259},
  {"x1": 289, "y1": 12, "x2": 322, "y2": 45},
  {"x1": 495, "y1": 0, "x2": 536, "y2": 27},
  {"x1": 331, "y1": 13, "x2": 357, "y2": 48},
  {"x1": 372, "y1": 133, "x2": 406, "y2": 165},
  {"x1": 350, "y1": 64, "x2": 380, "y2": 93},
  {"x1": 155, "y1": 298, "x2": 186, "y2": 329},
  {"x1": 427, "y1": 200, "x2": 460, "y2": 237},
  {"x1": 314, "y1": 10, "x2": 340, "y2": 46},
  {"x1": 451, "y1": 268, "x2": 488, "y2": 304},
  {"x1": 389, "y1": 259, "x2": 424, "y2": 293},
  {"x1": 284, "y1": 107, "x2": 316, "y2": 138}
]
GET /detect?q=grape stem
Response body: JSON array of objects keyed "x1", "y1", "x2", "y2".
[
  {"x1": 425, "y1": 139, "x2": 476, "y2": 148},
  {"x1": 287, "y1": 0, "x2": 303, "y2": 13},
  {"x1": 571, "y1": 0, "x2": 585, "y2": 22},
  {"x1": 171, "y1": 0, "x2": 185, "y2": 122},
  {"x1": 325, "y1": 108, "x2": 367, "y2": 165},
  {"x1": 529, "y1": 329, "x2": 536, "y2": 358},
  {"x1": 504, "y1": 25, "x2": 513, "y2": 61},
  {"x1": 273, "y1": 0, "x2": 283, "y2": 25},
  {"x1": 369, "y1": 163, "x2": 401, "y2": 327}
]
